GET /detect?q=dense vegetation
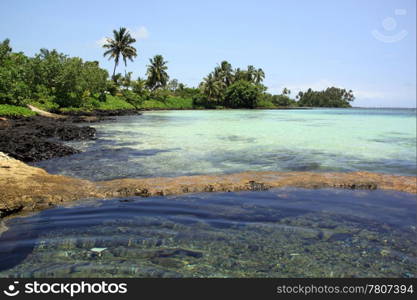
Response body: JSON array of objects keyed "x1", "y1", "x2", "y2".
[
  {"x1": 296, "y1": 87, "x2": 355, "y2": 108},
  {"x1": 0, "y1": 27, "x2": 355, "y2": 115}
]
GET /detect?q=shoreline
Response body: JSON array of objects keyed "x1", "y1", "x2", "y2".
[
  {"x1": 1, "y1": 109, "x2": 416, "y2": 222},
  {"x1": 1, "y1": 151, "x2": 416, "y2": 221}
]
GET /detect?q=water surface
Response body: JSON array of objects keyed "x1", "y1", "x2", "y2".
[
  {"x1": 0, "y1": 188, "x2": 415, "y2": 278},
  {"x1": 34, "y1": 108, "x2": 417, "y2": 180}
]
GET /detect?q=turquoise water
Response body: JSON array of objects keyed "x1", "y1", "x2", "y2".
[
  {"x1": 3, "y1": 109, "x2": 416, "y2": 278},
  {"x1": 0, "y1": 188, "x2": 415, "y2": 278},
  {"x1": 34, "y1": 108, "x2": 416, "y2": 180}
]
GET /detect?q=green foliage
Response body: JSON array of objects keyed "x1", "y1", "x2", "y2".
[
  {"x1": 192, "y1": 94, "x2": 215, "y2": 108},
  {"x1": 106, "y1": 80, "x2": 119, "y2": 96},
  {"x1": 175, "y1": 87, "x2": 200, "y2": 99},
  {"x1": 0, "y1": 37, "x2": 356, "y2": 113},
  {"x1": 271, "y1": 94, "x2": 295, "y2": 107},
  {"x1": 0, "y1": 51, "x2": 33, "y2": 105},
  {"x1": 224, "y1": 80, "x2": 262, "y2": 108},
  {"x1": 146, "y1": 55, "x2": 169, "y2": 90},
  {"x1": 150, "y1": 88, "x2": 171, "y2": 102},
  {"x1": 257, "y1": 94, "x2": 276, "y2": 108},
  {"x1": 99, "y1": 95, "x2": 135, "y2": 110},
  {"x1": 0, "y1": 39, "x2": 108, "y2": 108},
  {"x1": 121, "y1": 90, "x2": 143, "y2": 109},
  {"x1": 0, "y1": 104, "x2": 36, "y2": 116},
  {"x1": 297, "y1": 87, "x2": 354, "y2": 107},
  {"x1": 199, "y1": 61, "x2": 266, "y2": 108},
  {"x1": 140, "y1": 97, "x2": 193, "y2": 109}
]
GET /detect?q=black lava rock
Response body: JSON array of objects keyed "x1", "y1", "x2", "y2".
[{"x1": 0, "y1": 116, "x2": 96, "y2": 162}]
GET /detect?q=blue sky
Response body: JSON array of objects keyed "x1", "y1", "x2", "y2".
[{"x1": 1, "y1": 0, "x2": 415, "y2": 107}]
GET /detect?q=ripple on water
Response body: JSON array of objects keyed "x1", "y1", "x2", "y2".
[{"x1": 0, "y1": 188, "x2": 415, "y2": 278}]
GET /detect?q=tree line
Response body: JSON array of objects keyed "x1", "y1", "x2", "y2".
[{"x1": 0, "y1": 27, "x2": 355, "y2": 110}]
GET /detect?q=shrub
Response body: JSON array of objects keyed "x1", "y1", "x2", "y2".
[{"x1": 224, "y1": 80, "x2": 261, "y2": 108}]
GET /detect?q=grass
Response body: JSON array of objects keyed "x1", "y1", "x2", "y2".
[
  {"x1": 0, "y1": 104, "x2": 36, "y2": 117},
  {"x1": 1, "y1": 95, "x2": 195, "y2": 117},
  {"x1": 97, "y1": 95, "x2": 135, "y2": 110},
  {"x1": 57, "y1": 95, "x2": 194, "y2": 113},
  {"x1": 140, "y1": 97, "x2": 193, "y2": 109}
]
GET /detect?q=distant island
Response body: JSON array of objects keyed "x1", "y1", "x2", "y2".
[{"x1": 0, "y1": 28, "x2": 354, "y2": 117}]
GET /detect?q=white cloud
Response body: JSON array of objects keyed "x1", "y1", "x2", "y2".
[
  {"x1": 96, "y1": 37, "x2": 108, "y2": 47},
  {"x1": 130, "y1": 26, "x2": 149, "y2": 40},
  {"x1": 354, "y1": 90, "x2": 385, "y2": 100},
  {"x1": 95, "y1": 26, "x2": 149, "y2": 48}
]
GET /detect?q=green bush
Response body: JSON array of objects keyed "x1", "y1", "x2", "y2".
[
  {"x1": 0, "y1": 40, "x2": 108, "y2": 109},
  {"x1": 297, "y1": 87, "x2": 354, "y2": 107},
  {"x1": 224, "y1": 80, "x2": 261, "y2": 108}
]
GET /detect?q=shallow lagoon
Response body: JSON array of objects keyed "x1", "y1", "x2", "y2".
[
  {"x1": 34, "y1": 108, "x2": 417, "y2": 181},
  {"x1": 0, "y1": 188, "x2": 416, "y2": 278},
  {"x1": 5, "y1": 108, "x2": 416, "y2": 278}
]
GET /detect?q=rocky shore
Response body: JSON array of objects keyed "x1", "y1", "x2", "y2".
[
  {"x1": 0, "y1": 109, "x2": 141, "y2": 162},
  {"x1": 1, "y1": 151, "x2": 416, "y2": 220},
  {"x1": 0, "y1": 116, "x2": 96, "y2": 162}
]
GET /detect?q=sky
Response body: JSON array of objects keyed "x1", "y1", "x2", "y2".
[{"x1": 0, "y1": 0, "x2": 415, "y2": 107}]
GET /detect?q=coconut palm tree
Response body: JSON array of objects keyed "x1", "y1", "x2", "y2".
[
  {"x1": 246, "y1": 65, "x2": 256, "y2": 82},
  {"x1": 201, "y1": 73, "x2": 222, "y2": 102},
  {"x1": 254, "y1": 68, "x2": 265, "y2": 84},
  {"x1": 218, "y1": 61, "x2": 233, "y2": 86},
  {"x1": 132, "y1": 76, "x2": 147, "y2": 95},
  {"x1": 146, "y1": 55, "x2": 169, "y2": 90},
  {"x1": 103, "y1": 27, "x2": 137, "y2": 79}
]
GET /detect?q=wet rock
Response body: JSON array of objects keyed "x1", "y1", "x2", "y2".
[
  {"x1": 151, "y1": 258, "x2": 184, "y2": 268},
  {"x1": 327, "y1": 233, "x2": 353, "y2": 242},
  {"x1": 153, "y1": 248, "x2": 203, "y2": 259},
  {"x1": 1, "y1": 153, "x2": 416, "y2": 220}
]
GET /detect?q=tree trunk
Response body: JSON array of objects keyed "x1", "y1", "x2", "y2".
[{"x1": 112, "y1": 62, "x2": 117, "y2": 81}]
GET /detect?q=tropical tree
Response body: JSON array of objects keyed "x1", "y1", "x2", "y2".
[
  {"x1": 167, "y1": 78, "x2": 179, "y2": 92},
  {"x1": 146, "y1": 55, "x2": 169, "y2": 90},
  {"x1": 246, "y1": 65, "x2": 256, "y2": 82},
  {"x1": 224, "y1": 80, "x2": 261, "y2": 108},
  {"x1": 282, "y1": 87, "x2": 291, "y2": 95},
  {"x1": 217, "y1": 61, "x2": 233, "y2": 86},
  {"x1": 103, "y1": 27, "x2": 137, "y2": 79},
  {"x1": 254, "y1": 68, "x2": 265, "y2": 84},
  {"x1": 121, "y1": 71, "x2": 132, "y2": 90},
  {"x1": 201, "y1": 73, "x2": 222, "y2": 102},
  {"x1": 0, "y1": 38, "x2": 12, "y2": 63},
  {"x1": 132, "y1": 76, "x2": 148, "y2": 95}
]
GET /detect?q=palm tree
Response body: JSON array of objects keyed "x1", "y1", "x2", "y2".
[
  {"x1": 218, "y1": 61, "x2": 233, "y2": 86},
  {"x1": 103, "y1": 27, "x2": 137, "y2": 79},
  {"x1": 132, "y1": 76, "x2": 147, "y2": 95},
  {"x1": 122, "y1": 71, "x2": 132, "y2": 90},
  {"x1": 246, "y1": 65, "x2": 256, "y2": 82},
  {"x1": 201, "y1": 73, "x2": 222, "y2": 102},
  {"x1": 146, "y1": 55, "x2": 169, "y2": 90},
  {"x1": 254, "y1": 68, "x2": 265, "y2": 84}
]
